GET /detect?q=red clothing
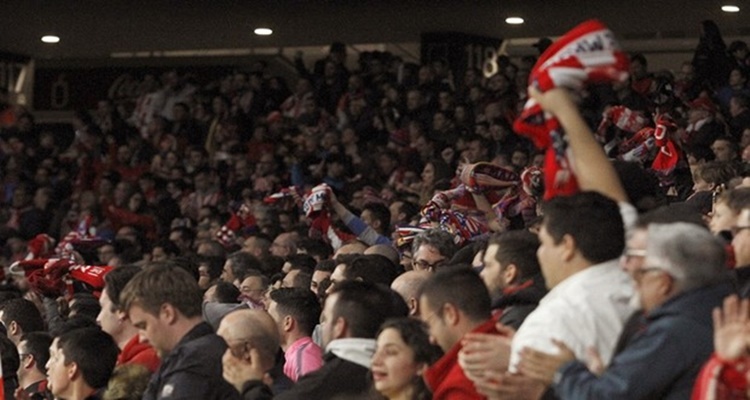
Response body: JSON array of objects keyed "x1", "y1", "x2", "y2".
[
  {"x1": 692, "y1": 353, "x2": 749, "y2": 400},
  {"x1": 117, "y1": 335, "x2": 161, "y2": 373},
  {"x1": 424, "y1": 319, "x2": 497, "y2": 400}
]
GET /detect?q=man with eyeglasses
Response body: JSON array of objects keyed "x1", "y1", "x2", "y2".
[
  {"x1": 16, "y1": 332, "x2": 53, "y2": 399},
  {"x1": 518, "y1": 223, "x2": 732, "y2": 400},
  {"x1": 410, "y1": 229, "x2": 457, "y2": 272}
]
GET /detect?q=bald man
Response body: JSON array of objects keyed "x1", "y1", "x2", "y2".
[
  {"x1": 364, "y1": 244, "x2": 400, "y2": 266},
  {"x1": 390, "y1": 270, "x2": 431, "y2": 317},
  {"x1": 332, "y1": 241, "x2": 367, "y2": 258},
  {"x1": 217, "y1": 309, "x2": 280, "y2": 399}
]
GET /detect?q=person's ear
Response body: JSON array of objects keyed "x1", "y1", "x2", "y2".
[
  {"x1": 333, "y1": 316, "x2": 347, "y2": 339},
  {"x1": 283, "y1": 315, "x2": 294, "y2": 332},
  {"x1": 23, "y1": 354, "x2": 34, "y2": 370},
  {"x1": 160, "y1": 303, "x2": 177, "y2": 324},
  {"x1": 408, "y1": 298, "x2": 419, "y2": 316},
  {"x1": 416, "y1": 362, "x2": 428, "y2": 376},
  {"x1": 67, "y1": 361, "x2": 79, "y2": 381},
  {"x1": 8, "y1": 321, "x2": 18, "y2": 336},
  {"x1": 443, "y1": 303, "x2": 459, "y2": 326},
  {"x1": 560, "y1": 234, "x2": 577, "y2": 262},
  {"x1": 503, "y1": 264, "x2": 519, "y2": 285}
]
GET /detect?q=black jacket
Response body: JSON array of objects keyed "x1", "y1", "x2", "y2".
[
  {"x1": 274, "y1": 353, "x2": 370, "y2": 400},
  {"x1": 142, "y1": 322, "x2": 239, "y2": 400},
  {"x1": 492, "y1": 274, "x2": 547, "y2": 330}
]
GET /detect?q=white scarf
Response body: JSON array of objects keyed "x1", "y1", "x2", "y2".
[{"x1": 325, "y1": 338, "x2": 377, "y2": 369}]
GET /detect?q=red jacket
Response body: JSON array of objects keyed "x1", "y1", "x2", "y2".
[
  {"x1": 424, "y1": 319, "x2": 497, "y2": 400},
  {"x1": 117, "y1": 335, "x2": 161, "y2": 373}
]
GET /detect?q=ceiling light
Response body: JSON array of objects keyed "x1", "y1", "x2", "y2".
[
  {"x1": 254, "y1": 28, "x2": 273, "y2": 36},
  {"x1": 505, "y1": 17, "x2": 524, "y2": 25},
  {"x1": 41, "y1": 35, "x2": 60, "y2": 43},
  {"x1": 722, "y1": 5, "x2": 740, "y2": 12}
]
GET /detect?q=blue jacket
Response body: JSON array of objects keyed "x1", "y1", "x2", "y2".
[{"x1": 554, "y1": 281, "x2": 732, "y2": 400}]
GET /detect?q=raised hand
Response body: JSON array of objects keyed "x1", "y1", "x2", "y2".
[{"x1": 713, "y1": 294, "x2": 750, "y2": 361}]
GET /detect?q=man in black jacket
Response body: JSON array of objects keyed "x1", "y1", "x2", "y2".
[
  {"x1": 480, "y1": 230, "x2": 546, "y2": 330},
  {"x1": 121, "y1": 262, "x2": 238, "y2": 400}
]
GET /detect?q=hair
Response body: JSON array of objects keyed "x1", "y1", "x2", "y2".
[
  {"x1": 240, "y1": 269, "x2": 269, "y2": 288},
  {"x1": 104, "y1": 265, "x2": 144, "y2": 311},
  {"x1": 646, "y1": 223, "x2": 726, "y2": 292},
  {"x1": 152, "y1": 240, "x2": 180, "y2": 258},
  {"x1": 57, "y1": 327, "x2": 119, "y2": 390},
  {"x1": 269, "y1": 288, "x2": 321, "y2": 336},
  {"x1": 375, "y1": 318, "x2": 443, "y2": 400},
  {"x1": 103, "y1": 364, "x2": 152, "y2": 400},
  {"x1": 49, "y1": 316, "x2": 99, "y2": 338},
  {"x1": 362, "y1": 203, "x2": 392, "y2": 235},
  {"x1": 20, "y1": 332, "x2": 53, "y2": 375},
  {"x1": 212, "y1": 281, "x2": 241, "y2": 304},
  {"x1": 329, "y1": 280, "x2": 407, "y2": 339},
  {"x1": 287, "y1": 270, "x2": 312, "y2": 289},
  {"x1": 394, "y1": 200, "x2": 420, "y2": 224},
  {"x1": 634, "y1": 205, "x2": 706, "y2": 229},
  {"x1": 411, "y1": 229, "x2": 458, "y2": 261},
  {"x1": 120, "y1": 262, "x2": 203, "y2": 318},
  {"x1": 487, "y1": 230, "x2": 541, "y2": 281},
  {"x1": 0, "y1": 298, "x2": 45, "y2": 335},
  {"x1": 70, "y1": 293, "x2": 102, "y2": 321},
  {"x1": 542, "y1": 191, "x2": 625, "y2": 264},
  {"x1": 718, "y1": 187, "x2": 750, "y2": 213},
  {"x1": 697, "y1": 161, "x2": 738, "y2": 185},
  {"x1": 245, "y1": 233, "x2": 272, "y2": 256},
  {"x1": 285, "y1": 254, "x2": 317, "y2": 273},
  {"x1": 315, "y1": 259, "x2": 337, "y2": 273},
  {"x1": 227, "y1": 251, "x2": 262, "y2": 279},
  {"x1": 419, "y1": 265, "x2": 491, "y2": 323},
  {"x1": 341, "y1": 254, "x2": 401, "y2": 286},
  {"x1": 296, "y1": 238, "x2": 333, "y2": 261}
]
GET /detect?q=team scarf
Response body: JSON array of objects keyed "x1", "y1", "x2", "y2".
[{"x1": 513, "y1": 19, "x2": 630, "y2": 199}]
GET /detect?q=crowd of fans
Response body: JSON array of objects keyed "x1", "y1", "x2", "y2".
[{"x1": 1, "y1": 17, "x2": 750, "y2": 400}]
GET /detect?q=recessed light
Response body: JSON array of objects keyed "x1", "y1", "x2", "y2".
[
  {"x1": 505, "y1": 17, "x2": 525, "y2": 25},
  {"x1": 722, "y1": 5, "x2": 740, "y2": 12},
  {"x1": 41, "y1": 35, "x2": 60, "y2": 43},
  {"x1": 254, "y1": 28, "x2": 273, "y2": 36}
]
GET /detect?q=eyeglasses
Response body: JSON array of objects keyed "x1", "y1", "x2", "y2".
[
  {"x1": 412, "y1": 259, "x2": 445, "y2": 272},
  {"x1": 620, "y1": 248, "x2": 647, "y2": 263},
  {"x1": 731, "y1": 226, "x2": 750, "y2": 236},
  {"x1": 631, "y1": 266, "x2": 668, "y2": 280}
]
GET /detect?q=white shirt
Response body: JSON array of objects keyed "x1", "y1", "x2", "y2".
[{"x1": 509, "y1": 259, "x2": 635, "y2": 372}]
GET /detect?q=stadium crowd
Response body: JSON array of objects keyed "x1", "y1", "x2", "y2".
[{"x1": 0, "y1": 17, "x2": 749, "y2": 400}]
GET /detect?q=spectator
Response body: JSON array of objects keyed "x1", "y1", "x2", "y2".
[
  {"x1": 371, "y1": 317, "x2": 442, "y2": 400},
  {"x1": 518, "y1": 223, "x2": 730, "y2": 399},
  {"x1": 120, "y1": 263, "x2": 238, "y2": 399},
  {"x1": 267, "y1": 288, "x2": 323, "y2": 381},
  {"x1": 410, "y1": 229, "x2": 457, "y2": 272},
  {"x1": 480, "y1": 230, "x2": 546, "y2": 329},
  {"x1": 46, "y1": 327, "x2": 119, "y2": 400},
  {"x1": 275, "y1": 280, "x2": 406, "y2": 399},
  {"x1": 16, "y1": 332, "x2": 53, "y2": 399},
  {"x1": 419, "y1": 266, "x2": 496, "y2": 400},
  {"x1": 216, "y1": 309, "x2": 279, "y2": 399},
  {"x1": 0, "y1": 298, "x2": 45, "y2": 345},
  {"x1": 98, "y1": 265, "x2": 160, "y2": 373}
]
